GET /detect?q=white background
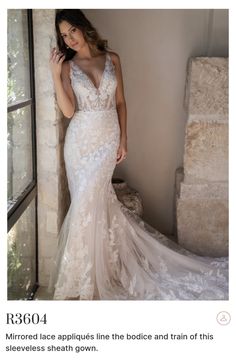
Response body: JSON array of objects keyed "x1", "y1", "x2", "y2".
[{"x1": 0, "y1": 1, "x2": 235, "y2": 362}]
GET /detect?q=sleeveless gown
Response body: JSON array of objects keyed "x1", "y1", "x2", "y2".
[{"x1": 48, "y1": 52, "x2": 228, "y2": 300}]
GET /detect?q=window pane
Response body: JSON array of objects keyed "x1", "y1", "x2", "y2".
[
  {"x1": 8, "y1": 105, "x2": 33, "y2": 208},
  {"x1": 8, "y1": 198, "x2": 36, "y2": 300},
  {"x1": 7, "y1": 9, "x2": 30, "y2": 106}
]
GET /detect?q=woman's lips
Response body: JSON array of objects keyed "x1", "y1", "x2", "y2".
[{"x1": 71, "y1": 43, "x2": 78, "y2": 47}]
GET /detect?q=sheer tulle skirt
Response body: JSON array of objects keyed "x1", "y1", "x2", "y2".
[{"x1": 48, "y1": 110, "x2": 228, "y2": 300}]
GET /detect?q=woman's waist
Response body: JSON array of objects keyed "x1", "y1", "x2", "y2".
[
  {"x1": 71, "y1": 108, "x2": 119, "y2": 124},
  {"x1": 74, "y1": 108, "x2": 117, "y2": 115},
  {"x1": 70, "y1": 107, "x2": 119, "y2": 129}
]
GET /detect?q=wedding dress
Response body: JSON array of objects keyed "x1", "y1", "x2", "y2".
[{"x1": 48, "y1": 52, "x2": 228, "y2": 300}]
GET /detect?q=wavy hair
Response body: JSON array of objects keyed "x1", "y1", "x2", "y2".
[{"x1": 55, "y1": 9, "x2": 110, "y2": 61}]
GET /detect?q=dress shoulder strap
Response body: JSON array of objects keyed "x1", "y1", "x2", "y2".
[{"x1": 106, "y1": 52, "x2": 116, "y2": 70}]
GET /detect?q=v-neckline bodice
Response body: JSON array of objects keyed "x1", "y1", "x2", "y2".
[{"x1": 71, "y1": 52, "x2": 108, "y2": 91}]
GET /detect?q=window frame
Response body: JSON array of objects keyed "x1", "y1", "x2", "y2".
[{"x1": 7, "y1": 9, "x2": 38, "y2": 299}]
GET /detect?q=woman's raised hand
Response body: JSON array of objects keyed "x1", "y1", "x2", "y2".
[{"x1": 49, "y1": 47, "x2": 65, "y2": 78}]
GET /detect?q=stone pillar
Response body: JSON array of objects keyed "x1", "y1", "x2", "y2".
[
  {"x1": 33, "y1": 10, "x2": 70, "y2": 286},
  {"x1": 176, "y1": 57, "x2": 228, "y2": 257}
]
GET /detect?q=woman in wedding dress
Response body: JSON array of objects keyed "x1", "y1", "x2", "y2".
[{"x1": 48, "y1": 9, "x2": 228, "y2": 300}]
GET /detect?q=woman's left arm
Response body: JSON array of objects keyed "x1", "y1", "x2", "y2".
[{"x1": 110, "y1": 52, "x2": 128, "y2": 164}]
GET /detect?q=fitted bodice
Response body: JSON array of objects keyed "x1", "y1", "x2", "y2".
[{"x1": 69, "y1": 52, "x2": 117, "y2": 112}]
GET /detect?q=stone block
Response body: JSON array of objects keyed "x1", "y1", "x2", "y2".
[
  {"x1": 187, "y1": 57, "x2": 228, "y2": 117},
  {"x1": 37, "y1": 204, "x2": 58, "y2": 239},
  {"x1": 36, "y1": 97, "x2": 57, "y2": 123},
  {"x1": 35, "y1": 68, "x2": 55, "y2": 96},
  {"x1": 183, "y1": 121, "x2": 228, "y2": 183},
  {"x1": 37, "y1": 124, "x2": 58, "y2": 147},
  {"x1": 38, "y1": 233, "x2": 58, "y2": 258},
  {"x1": 46, "y1": 210, "x2": 58, "y2": 234},
  {"x1": 38, "y1": 257, "x2": 52, "y2": 287},
  {"x1": 176, "y1": 182, "x2": 228, "y2": 257},
  {"x1": 38, "y1": 179, "x2": 59, "y2": 209},
  {"x1": 37, "y1": 144, "x2": 58, "y2": 174},
  {"x1": 179, "y1": 181, "x2": 228, "y2": 199}
]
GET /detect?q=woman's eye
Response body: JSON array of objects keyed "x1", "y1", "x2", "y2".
[{"x1": 71, "y1": 28, "x2": 76, "y2": 33}]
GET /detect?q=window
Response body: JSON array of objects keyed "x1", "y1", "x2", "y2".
[{"x1": 7, "y1": 9, "x2": 38, "y2": 300}]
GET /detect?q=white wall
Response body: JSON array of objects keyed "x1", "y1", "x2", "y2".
[{"x1": 83, "y1": 9, "x2": 228, "y2": 234}]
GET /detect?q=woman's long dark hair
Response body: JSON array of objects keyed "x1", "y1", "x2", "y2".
[{"x1": 55, "y1": 9, "x2": 110, "y2": 61}]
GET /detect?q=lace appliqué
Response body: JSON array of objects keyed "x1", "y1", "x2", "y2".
[{"x1": 69, "y1": 52, "x2": 117, "y2": 112}]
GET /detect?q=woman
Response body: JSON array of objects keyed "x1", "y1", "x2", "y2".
[{"x1": 48, "y1": 9, "x2": 228, "y2": 300}]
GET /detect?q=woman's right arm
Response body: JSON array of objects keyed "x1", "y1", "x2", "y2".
[{"x1": 49, "y1": 48, "x2": 75, "y2": 118}]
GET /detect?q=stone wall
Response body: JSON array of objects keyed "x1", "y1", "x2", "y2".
[
  {"x1": 176, "y1": 58, "x2": 228, "y2": 257},
  {"x1": 33, "y1": 9, "x2": 70, "y2": 286}
]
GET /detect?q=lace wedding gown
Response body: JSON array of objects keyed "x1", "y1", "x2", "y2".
[{"x1": 48, "y1": 52, "x2": 228, "y2": 300}]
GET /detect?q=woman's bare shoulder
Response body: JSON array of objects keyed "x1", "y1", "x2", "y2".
[{"x1": 107, "y1": 51, "x2": 120, "y2": 65}]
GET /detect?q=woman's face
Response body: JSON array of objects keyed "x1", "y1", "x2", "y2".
[{"x1": 59, "y1": 20, "x2": 86, "y2": 51}]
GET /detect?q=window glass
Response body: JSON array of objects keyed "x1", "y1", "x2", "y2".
[
  {"x1": 8, "y1": 199, "x2": 36, "y2": 300},
  {"x1": 8, "y1": 9, "x2": 31, "y2": 106},
  {"x1": 7, "y1": 105, "x2": 33, "y2": 209}
]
